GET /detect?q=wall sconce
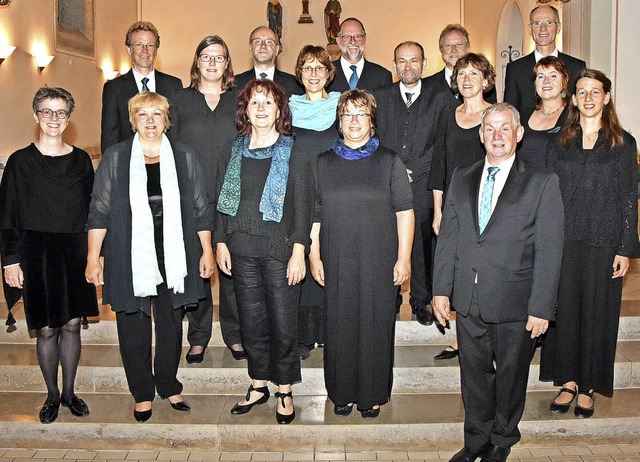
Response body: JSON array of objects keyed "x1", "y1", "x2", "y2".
[
  {"x1": 103, "y1": 69, "x2": 119, "y2": 80},
  {"x1": 33, "y1": 54, "x2": 54, "y2": 72},
  {"x1": 0, "y1": 44, "x2": 15, "y2": 65}
]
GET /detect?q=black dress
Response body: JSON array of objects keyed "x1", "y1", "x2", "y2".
[
  {"x1": 540, "y1": 131, "x2": 640, "y2": 395},
  {"x1": 316, "y1": 145, "x2": 413, "y2": 409},
  {"x1": 0, "y1": 144, "x2": 98, "y2": 330},
  {"x1": 517, "y1": 105, "x2": 568, "y2": 166},
  {"x1": 428, "y1": 105, "x2": 485, "y2": 195},
  {"x1": 293, "y1": 124, "x2": 339, "y2": 346}
]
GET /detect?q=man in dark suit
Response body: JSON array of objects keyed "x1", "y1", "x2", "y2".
[
  {"x1": 425, "y1": 24, "x2": 497, "y2": 105},
  {"x1": 504, "y1": 5, "x2": 586, "y2": 112},
  {"x1": 234, "y1": 26, "x2": 302, "y2": 97},
  {"x1": 326, "y1": 17, "x2": 392, "y2": 93},
  {"x1": 374, "y1": 41, "x2": 448, "y2": 327},
  {"x1": 100, "y1": 21, "x2": 182, "y2": 153},
  {"x1": 433, "y1": 103, "x2": 564, "y2": 462}
]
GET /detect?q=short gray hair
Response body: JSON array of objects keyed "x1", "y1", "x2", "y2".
[
  {"x1": 481, "y1": 103, "x2": 521, "y2": 130},
  {"x1": 32, "y1": 87, "x2": 75, "y2": 114}
]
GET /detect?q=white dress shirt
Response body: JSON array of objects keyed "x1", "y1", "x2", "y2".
[{"x1": 132, "y1": 68, "x2": 156, "y2": 93}]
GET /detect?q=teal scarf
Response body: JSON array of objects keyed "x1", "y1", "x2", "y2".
[
  {"x1": 290, "y1": 91, "x2": 340, "y2": 131},
  {"x1": 217, "y1": 135, "x2": 293, "y2": 222}
]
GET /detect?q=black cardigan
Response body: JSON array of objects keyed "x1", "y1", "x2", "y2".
[
  {"x1": 87, "y1": 138, "x2": 214, "y2": 314},
  {"x1": 213, "y1": 137, "x2": 314, "y2": 263},
  {"x1": 545, "y1": 130, "x2": 640, "y2": 257}
]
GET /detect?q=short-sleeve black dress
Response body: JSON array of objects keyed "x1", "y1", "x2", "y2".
[
  {"x1": 0, "y1": 144, "x2": 98, "y2": 329},
  {"x1": 316, "y1": 144, "x2": 413, "y2": 409}
]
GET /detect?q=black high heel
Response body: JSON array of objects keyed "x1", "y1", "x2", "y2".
[
  {"x1": 274, "y1": 391, "x2": 295, "y2": 424},
  {"x1": 230, "y1": 384, "x2": 270, "y2": 415},
  {"x1": 550, "y1": 387, "x2": 577, "y2": 415},
  {"x1": 574, "y1": 390, "x2": 595, "y2": 418}
]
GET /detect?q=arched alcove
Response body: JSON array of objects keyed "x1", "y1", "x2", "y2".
[{"x1": 496, "y1": 0, "x2": 524, "y2": 100}]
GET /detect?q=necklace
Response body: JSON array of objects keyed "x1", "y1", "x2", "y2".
[
  {"x1": 540, "y1": 104, "x2": 564, "y2": 116},
  {"x1": 35, "y1": 142, "x2": 64, "y2": 157},
  {"x1": 143, "y1": 153, "x2": 160, "y2": 159}
]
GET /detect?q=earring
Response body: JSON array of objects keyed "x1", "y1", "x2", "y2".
[{"x1": 561, "y1": 90, "x2": 567, "y2": 98}]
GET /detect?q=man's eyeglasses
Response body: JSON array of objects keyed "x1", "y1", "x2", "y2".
[
  {"x1": 530, "y1": 20, "x2": 560, "y2": 28},
  {"x1": 338, "y1": 34, "x2": 365, "y2": 43},
  {"x1": 130, "y1": 43, "x2": 157, "y2": 51},
  {"x1": 251, "y1": 38, "x2": 277, "y2": 47}
]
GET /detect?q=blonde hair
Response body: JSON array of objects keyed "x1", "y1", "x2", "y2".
[{"x1": 127, "y1": 92, "x2": 171, "y2": 133}]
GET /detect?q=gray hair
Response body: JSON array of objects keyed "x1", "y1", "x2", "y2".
[
  {"x1": 32, "y1": 87, "x2": 75, "y2": 114},
  {"x1": 481, "y1": 103, "x2": 521, "y2": 130}
]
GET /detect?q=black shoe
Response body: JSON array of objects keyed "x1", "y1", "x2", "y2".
[
  {"x1": 133, "y1": 408, "x2": 152, "y2": 423},
  {"x1": 333, "y1": 403, "x2": 354, "y2": 416},
  {"x1": 360, "y1": 406, "x2": 380, "y2": 419},
  {"x1": 61, "y1": 395, "x2": 89, "y2": 417},
  {"x1": 230, "y1": 348, "x2": 248, "y2": 361},
  {"x1": 479, "y1": 445, "x2": 511, "y2": 462},
  {"x1": 434, "y1": 346, "x2": 459, "y2": 360},
  {"x1": 230, "y1": 384, "x2": 270, "y2": 414},
  {"x1": 550, "y1": 387, "x2": 577, "y2": 415},
  {"x1": 298, "y1": 343, "x2": 314, "y2": 360},
  {"x1": 274, "y1": 391, "x2": 295, "y2": 424},
  {"x1": 39, "y1": 399, "x2": 60, "y2": 424},
  {"x1": 414, "y1": 306, "x2": 433, "y2": 326},
  {"x1": 449, "y1": 444, "x2": 491, "y2": 462},
  {"x1": 574, "y1": 390, "x2": 595, "y2": 418},
  {"x1": 186, "y1": 346, "x2": 206, "y2": 364},
  {"x1": 169, "y1": 399, "x2": 191, "y2": 411}
]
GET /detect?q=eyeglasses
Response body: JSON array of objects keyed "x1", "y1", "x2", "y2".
[
  {"x1": 251, "y1": 38, "x2": 277, "y2": 47},
  {"x1": 37, "y1": 108, "x2": 69, "y2": 119},
  {"x1": 338, "y1": 34, "x2": 365, "y2": 43},
  {"x1": 199, "y1": 54, "x2": 227, "y2": 63},
  {"x1": 530, "y1": 20, "x2": 559, "y2": 28},
  {"x1": 130, "y1": 43, "x2": 157, "y2": 51},
  {"x1": 301, "y1": 66, "x2": 327, "y2": 76},
  {"x1": 340, "y1": 113, "x2": 370, "y2": 121},
  {"x1": 442, "y1": 42, "x2": 465, "y2": 51}
]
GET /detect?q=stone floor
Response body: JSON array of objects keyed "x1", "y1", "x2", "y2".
[{"x1": 0, "y1": 445, "x2": 639, "y2": 462}]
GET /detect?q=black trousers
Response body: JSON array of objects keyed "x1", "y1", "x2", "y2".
[
  {"x1": 218, "y1": 271, "x2": 242, "y2": 347},
  {"x1": 186, "y1": 278, "x2": 213, "y2": 348},
  {"x1": 232, "y1": 254, "x2": 301, "y2": 385},
  {"x1": 457, "y1": 288, "x2": 536, "y2": 451},
  {"x1": 409, "y1": 205, "x2": 434, "y2": 307},
  {"x1": 116, "y1": 282, "x2": 184, "y2": 403}
]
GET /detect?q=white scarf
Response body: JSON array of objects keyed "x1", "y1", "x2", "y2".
[{"x1": 129, "y1": 133, "x2": 187, "y2": 297}]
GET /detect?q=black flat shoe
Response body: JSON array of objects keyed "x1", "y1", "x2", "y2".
[
  {"x1": 230, "y1": 384, "x2": 270, "y2": 414},
  {"x1": 61, "y1": 395, "x2": 89, "y2": 417},
  {"x1": 275, "y1": 391, "x2": 295, "y2": 424},
  {"x1": 550, "y1": 387, "x2": 577, "y2": 415},
  {"x1": 574, "y1": 390, "x2": 595, "y2": 418},
  {"x1": 230, "y1": 349, "x2": 248, "y2": 361},
  {"x1": 133, "y1": 408, "x2": 152, "y2": 422},
  {"x1": 434, "y1": 346, "x2": 459, "y2": 360},
  {"x1": 39, "y1": 399, "x2": 60, "y2": 424},
  {"x1": 360, "y1": 406, "x2": 380, "y2": 419},
  {"x1": 334, "y1": 403, "x2": 354, "y2": 416},
  {"x1": 170, "y1": 399, "x2": 191, "y2": 411},
  {"x1": 479, "y1": 444, "x2": 511, "y2": 462},
  {"x1": 414, "y1": 306, "x2": 434, "y2": 326},
  {"x1": 186, "y1": 346, "x2": 206, "y2": 364}
]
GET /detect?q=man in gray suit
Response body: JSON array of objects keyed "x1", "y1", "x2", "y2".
[{"x1": 433, "y1": 103, "x2": 564, "y2": 462}]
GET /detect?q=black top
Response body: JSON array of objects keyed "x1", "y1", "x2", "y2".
[
  {"x1": 170, "y1": 87, "x2": 238, "y2": 203},
  {"x1": 545, "y1": 130, "x2": 640, "y2": 256},
  {"x1": 87, "y1": 138, "x2": 213, "y2": 314},
  {"x1": 0, "y1": 144, "x2": 94, "y2": 265},
  {"x1": 214, "y1": 140, "x2": 315, "y2": 263},
  {"x1": 234, "y1": 68, "x2": 304, "y2": 98},
  {"x1": 145, "y1": 162, "x2": 164, "y2": 260},
  {"x1": 428, "y1": 105, "x2": 485, "y2": 194},
  {"x1": 424, "y1": 68, "x2": 498, "y2": 105},
  {"x1": 292, "y1": 124, "x2": 339, "y2": 177},
  {"x1": 517, "y1": 105, "x2": 569, "y2": 166}
]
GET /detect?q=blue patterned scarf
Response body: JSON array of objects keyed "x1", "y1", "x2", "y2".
[
  {"x1": 332, "y1": 135, "x2": 380, "y2": 160},
  {"x1": 217, "y1": 134, "x2": 293, "y2": 222}
]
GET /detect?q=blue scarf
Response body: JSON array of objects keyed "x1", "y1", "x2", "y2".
[
  {"x1": 332, "y1": 136, "x2": 380, "y2": 160},
  {"x1": 217, "y1": 135, "x2": 293, "y2": 223},
  {"x1": 290, "y1": 92, "x2": 340, "y2": 131}
]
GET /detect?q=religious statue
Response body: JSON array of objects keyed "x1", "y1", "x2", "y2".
[
  {"x1": 267, "y1": 0, "x2": 283, "y2": 44},
  {"x1": 324, "y1": 0, "x2": 342, "y2": 44}
]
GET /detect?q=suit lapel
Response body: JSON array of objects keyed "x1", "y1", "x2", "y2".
[
  {"x1": 468, "y1": 161, "x2": 484, "y2": 236},
  {"x1": 123, "y1": 70, "x2": 138, "y2": 95}
]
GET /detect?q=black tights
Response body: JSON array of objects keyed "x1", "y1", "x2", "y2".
[{"x1": 36, "y1": 317, "x2": 82, "y2": 402}]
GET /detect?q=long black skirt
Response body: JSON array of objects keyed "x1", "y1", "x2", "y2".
[
  {"x1": 539, "y1": 240, "x2": 622, "y2": 396},
  {"x1": 19, "y1": 230, "x2": 98, "y2": 330}
]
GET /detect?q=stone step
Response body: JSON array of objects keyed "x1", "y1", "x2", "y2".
[
  {"x1": 1, "y1": 342, "x2": 639, "y2": 395},
  {"x1": 0, "y1": 389, "x2": 638, "y2": 451}
]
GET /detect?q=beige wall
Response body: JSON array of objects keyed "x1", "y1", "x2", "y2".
[
  {"x1": 0, "y1": 0, "x2": 135, "y2": 157},
  {"x1": 142, "y1": 0, "x2": 462, "y2": 86}
]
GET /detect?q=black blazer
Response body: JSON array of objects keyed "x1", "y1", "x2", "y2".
[
  {"x1": 373, "y1": 79, "x2": 449, "y2": 208},
  {"x1": 327, "y1": 58, "x2": 392, "y2": 93},
  {"x1": 100, "y1": 69, "x2": 182, "y2": 153},
  {"x1": 424, "y1": 68, "x2": 497, "y2": 105},
  {"x1": 234, "y1": 68, "x2": 304, "y2": 98},
  {"x1": 504, "y1": 51, "x2": 586, "y2": 111},
  {"x1": 433, "y1": 157, "x2": 564, "y2": 323}
]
